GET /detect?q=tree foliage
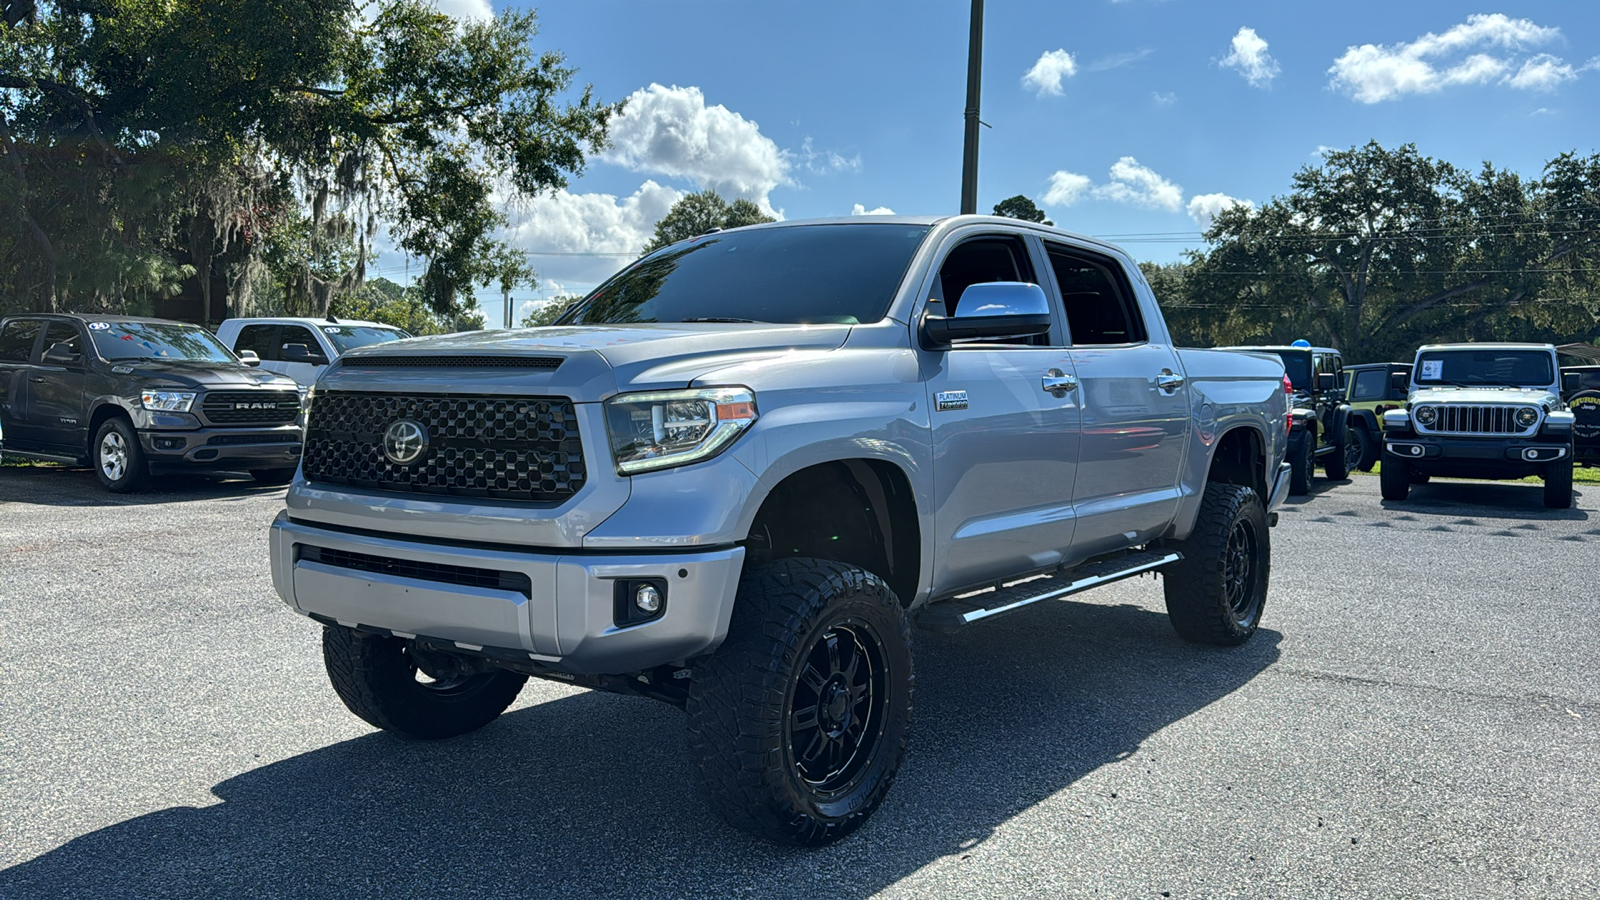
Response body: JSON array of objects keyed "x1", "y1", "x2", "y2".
[
  {"x1": 992, "y1": 194, "x2": 1052, "y2": 226},
  {"x1": 1174, "y1": 142, "x2": 1600, "y2": 360},
  {"x1": 640, "y1": 189, "x2": 775, "y2": 255},
  {"x1": 327, "y1": 277, "x2": 485, "y2": 335},
  {"x1": 0, "y1": 0, "x2": 615, "y2": 319},
  {"x1": 518, "y1": 293, "x2": 582, "y2": 327}
]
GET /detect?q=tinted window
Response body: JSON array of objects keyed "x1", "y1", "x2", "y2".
[
  {"x1": 1271, "y1": 351, "x2": 1313, "y2": 390},
  {"x1": 88, "y1": 322, "x2": 237, "y2": 362},
  {"x1": 323, "y1": 325, "x2": 408, "y2": 353},
  {"x1": 41, "y1": 322, "x2": 84, "y2": 364},
  {"x1": 1352, "y1": 369, "x2": 1388, "y2": 401},
  {"x1": 1414, "y1": 349, "x2": 1554, "y2": 387},
  {"x1": 279, "y1": 326, "x2": 322, "y2": 358},
  {"x1": 0, "y1": 319, "x2": 42, "y2": 362},
  {"x1": 233, "y1": 324, "x2": 280, "y2": 361},
  {"x1": 564, "y1": 223, "x2": 931, "y2": 325},
  {"x1": 1046, "y1": 246, "x2": 1146, "y2": 345}
]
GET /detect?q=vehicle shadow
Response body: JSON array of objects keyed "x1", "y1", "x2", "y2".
[
  {"x1": 1378, "y1": 480, "x2": 1589, "y2": 522},
  {"x1": 0, "y1": 464, "x2": 281, "y2": 507},
  {"x1": 0, "y1": 599, "x2": 1281, "y2": 899}
]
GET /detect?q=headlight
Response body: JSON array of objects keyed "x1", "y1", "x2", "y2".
[
  {"x1": 1413, "y1": 405, "x2": 1437, "y2": 426},
  {"x1": 141, "y1": 390, "x2": 196, "y2": 412},
  {"x1": 605, "y1": 387, "x2": 758, "y2": 475},
  {"x1": 1515, "y1": 406, "x2": 1539, "y2": 428}
]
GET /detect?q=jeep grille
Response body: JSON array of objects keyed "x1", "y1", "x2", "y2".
[
  {"x1": 1417, "y1": 405, "x2": 1536, "y2": 437},
  {"x1": 200, "y1": 391, "x2": 302, "y2": 426},
  {"x1": 301, "y1": 391, "x2": 585, "y2": 503}
]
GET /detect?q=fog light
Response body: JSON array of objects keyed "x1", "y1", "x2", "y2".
[{"x1": 634, "y1": 583, "x2": 662, "y2": 614}]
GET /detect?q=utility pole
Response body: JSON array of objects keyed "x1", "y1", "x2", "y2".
[{"x1": 959, "y1": 0, "x2": 984, "y2": 215}]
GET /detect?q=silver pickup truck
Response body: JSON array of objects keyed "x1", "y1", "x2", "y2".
[{"x1": 269, "y1": 215, "x2": 1290, "y2": 844}]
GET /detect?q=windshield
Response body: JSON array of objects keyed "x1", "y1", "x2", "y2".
[
  {"x1": 88, "y1": 321, "x2": 238, "y2": 363},
  {"x1": 562, "y1": 223, "x2": 932, "y2": 326},
  {"x1": 322, "y1": 325, "x2": 409, "y2": 353},
  {"x1": 1414, "y1": 349, "x2": 1554, "y2": 387}
]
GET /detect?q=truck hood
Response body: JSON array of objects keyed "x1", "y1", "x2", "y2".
[
  {"x1": 1409, "y1": 386, "x2": 1560, "y2": 408},
  {"x1": 335, "y1": 323, "x2": 855, "y2": 400},
  {"x1": 111, "y1": 359, "x2": 299, "y2": 390}
]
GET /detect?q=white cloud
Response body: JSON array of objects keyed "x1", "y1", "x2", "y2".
[
  {"x1": 1187, "y1": 193, "x2": 1254, "y2": 228},
  {"x1": 1151, "y1": 91, "x2": 1177, "y2": 106},
  {"x1": 1221, "y1": 27, "x2": 1280, "y2": 87},
  {"x1": 1023, "y1": 49, "x2": 1078, "y2": 97},
  {"x1": 602, "y1": 84, "x2": 789, "y2": 215},
  {"x1": 799, "y1": 137, "x2": 861, "y2": 174},
  {"x1": 1043, "y1": 171, "x2": 1092, "y2": 207},
  {"x1": 851, "y1": 204, "x2": 895, "y2": 216},
  {"x1": 1329, "y1": 14, "x2": 1570, "y2": 103},
  {"x1": 504, "y1": 180, "x2": 683, "y2": 290},
  {"x1": 433, "y1": 0, "x2": 493, "y2": 21},
  {"x1": 1087, "y1": 48, "x2": 1153, "y2": 72},
  {"x1": 1093, "y1": 157, "x2": 1184, "y2": 212}
]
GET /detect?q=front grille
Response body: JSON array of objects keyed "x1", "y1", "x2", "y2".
[
  {"x1": 343, "y1": 355, "x2": 564, "y2": 369},
  {"x1": 201, "y1": 391, "x2": 302, "y2": 426},
  {"x1": 206, "y1": 433, "x2": 301, "y2": 446},
  {"x1": 1420, "y1": 405, "x2": 1534, "y2": 436},
  {"x1": 301, "y1": 391, "x2": 585, "y2": 503},
  {"x1": 298, "y1": 545, "x2": 532, "y2": 596}
]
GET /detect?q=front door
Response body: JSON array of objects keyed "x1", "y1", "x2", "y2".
[
  {"x1": 27, "y1": 321, "x2": 91, "y2": 452},
  {"x1": 922, "y1": 232, "x2": 1081, "y2": 594},
  {"x1": 0, "y1": 318, "x2": 46, "y2": 446},
  {"x1": 276, "y1": 324, "x2": 330, "y2": 387}
]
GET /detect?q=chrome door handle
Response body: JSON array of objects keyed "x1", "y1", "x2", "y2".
[
  {"x1": 1042, "y1": 369, "x2": 1078, "y2": 397},
  {"x1": 1156, "y1": 372, "x2": 1186, "y2": 393}
]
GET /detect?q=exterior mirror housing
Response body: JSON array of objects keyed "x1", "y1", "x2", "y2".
[
  {"x1": 237, "y1": 349, "x2": 262, "y2": 367},
  {"x1": 281, "y1": 342, "x2": 327, "y2": 365},
  {"x1": 1315, "y1": 372, "x2": 1336, "y2": 391},
  {"x1": 921, "y1": 282, "x2": 1052, "y2": 347},
  {"x1": 43, "y1": 342, "x2": 81, "y2": 366}
]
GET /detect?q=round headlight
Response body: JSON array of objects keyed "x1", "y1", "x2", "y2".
[
  {"x1": 1515, "y1": 406, "x2": 1539, "y2": 428},
  {"x1": 1414, "y1": 405, "x2": 1437, "y2": 426}
]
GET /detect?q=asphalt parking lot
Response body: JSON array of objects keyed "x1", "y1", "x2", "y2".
[{"x1": 2, "y1": 465, "x2": 1597, "y2": 899}]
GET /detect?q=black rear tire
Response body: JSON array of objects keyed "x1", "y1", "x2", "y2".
[
  {"x1": 1163, "y1": 483, "x2": 1269, "y2": 646},
  {"x1": 686, "y1": 558, "x2": 913, "y2": 846},
  {"x1": 1324, "y1": 425, "x2": 1351, "y2": 480},
  {"x1": 1380, "y1": 454, "x2": 1410, "y2": 501},
  {"x1": 1544, "y1": 457, "x2": 1574, "y2": 509},
  {"x1": 251, "y1": 467, "x2": 297, "y2": 485},
  {"x1": 321, "y1": 626, "x2": 527, "y2": 739},
  {"x1": 1352, "y1": 425, "x2": 1379, "y2": 472},
  {"x1": 93, "y1": 417, "x2": 151, "y2": 493},
  {"x1": 1288, "y1": 433, "x2": 1313, "y2": 496}
]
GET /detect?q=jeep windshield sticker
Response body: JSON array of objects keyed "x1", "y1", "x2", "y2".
[{"x1": 1420, "y1": 360, "x2": 1443, "y2": 380}]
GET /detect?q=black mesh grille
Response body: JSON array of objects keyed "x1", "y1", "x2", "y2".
[
  {"x1": 302, "y1": 391, "x2": 585, "y2": 503},
  {"x1": 298, "y1": 545, "x2": 532, "y2": 595},
  {"x1": 343, "y1": 355, "x2": 563, "y2": 369},
  {"x1": 200, "y1": 391, "x2": 302, "y2": 426},
  {"x1": 206, "y1": 433, "x2": 301, "y2": 446}
]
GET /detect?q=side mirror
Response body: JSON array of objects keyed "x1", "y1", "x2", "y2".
[
  {"x1": 1562, "y1": 372, "x2": 1580, "y2": 395},
  {"x1": 1315, "y1": 372, "x2": 1336, "y2": 392},
  {"x1": 236, "y1": 349, "x2": 261, "y2": 367},
  {"x1": 43, "y1": 342, "x2": 81, "y2": 366},
  {"x1": 1390, "y1": 372, "x2": 1409, "y2": 393},
  {"x1": 281, "y1": 343, "x2": 327, "y2": 365},
  {"x1": 921, "y1": 282, "x2": 1052, "y2": 347}
]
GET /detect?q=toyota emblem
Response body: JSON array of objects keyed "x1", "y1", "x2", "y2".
[{"x1": 382, "y1": 419, "x2": 429, "y2": 465}]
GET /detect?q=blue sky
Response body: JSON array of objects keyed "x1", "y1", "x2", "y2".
[{"x1": 401, "y1": 1, "x2": 1600, "y2": 323}]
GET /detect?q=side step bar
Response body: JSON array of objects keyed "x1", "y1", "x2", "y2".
[{"x1": 919, "y1": 549, "x2": 1182, "y2": 630}]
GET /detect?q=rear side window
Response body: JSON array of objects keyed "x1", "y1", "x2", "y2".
[
  {"x1": 233, "y1": 324, "x2": 280, "y2": 361},
  {"x1": 1351, "y1": 369, "x2": 1388, "y2": 401},
  {"x1": 1045, "y1": 246, "x2": 1147, "y2": 345},
  {"x1": 0, "y1": 319, "x2": 42, "y2": 362}
]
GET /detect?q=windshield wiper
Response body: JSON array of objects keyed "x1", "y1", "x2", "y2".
[{"x1": 678, "y1": 317, "x2": 766, "y2": 324}]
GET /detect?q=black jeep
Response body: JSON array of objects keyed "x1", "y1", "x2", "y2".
[
  {"x1": 0, "y1": 314, "x2": 304, "y2": 491},
  {"x1": 1223, "y1": 344, "x2": 1351, "y2": 494}
]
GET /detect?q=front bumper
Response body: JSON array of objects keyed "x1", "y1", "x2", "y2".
[
  {"x1": 1385, "y1": 433, "x2": 1570, "y2": 479},
  {"x1": 139, "y1": 425, "x2": 303, "y2": 470},
  {"x1": 269, "y1": 512, "x2": 745, "y2": 675}
]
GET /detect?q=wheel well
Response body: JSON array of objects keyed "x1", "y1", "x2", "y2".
[
  {"x1": 86, "y1": 403, "x2": 129, "y2": 457},
  {"x1": 1207, "y1": 427, "x2": 1267, "y2": 500},
  {"x1": 743, "y1": 460, "x2": 920, "y2": 606}
]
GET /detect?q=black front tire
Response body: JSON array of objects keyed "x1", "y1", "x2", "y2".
[
  {"x1": 1324, "y1": 427, "x2": 1351, "y2": 480},
  {"x1": 93, "y1": 417, "x2": 151, "y2": 493},
  {"x1": 1380, "y1": 454, "x2": 1410, "y2": 501},
  {"x1": 686, "y1": 558, "x2": 913, "y2": 846},
  {"x1": 251, "y1": 467, "x2": 297, "y2": 485},
  {"x1": 1544, "y1": 457, "x2": 1574, "y2": 509},
  {"x1": 1288, "y1": 433, "x2": 1313, "y2": 496},
  {"x1": 321, "y1": 626, "x2": 527, "y2": 739},
  {"x1": 1163, "y1": 483, "x2": 1270, "y2": 646}
]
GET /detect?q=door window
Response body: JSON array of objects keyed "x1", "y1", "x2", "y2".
[
  {"x1": 234, "y1": 324, "x2": 281, "y2": 361},
  {"x1": 40, "y1": 322, "x2": 84, "y2": 365},
  {"x1": 934, "y1": 235, "x2": 1046, "y2": 346},
  {"x1": 1351, "y1": 369, "x2": 1387, "y2": 401},
  {"x1": 278, "y1": 326, "x2": 322, "y2": 358},
  {"x1": 0, "y1": 319, "x2": 43, "y2": 362},
  {"x1": 1044, "y1": 246, "x2": 1147, "y2": 345}
]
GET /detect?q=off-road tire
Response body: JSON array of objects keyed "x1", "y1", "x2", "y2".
[
  {"x1": 1162, "y1": 483, "x2": 1270, "y2": 646},
  {"x1": 93, "y1": 417, "x2": 151, "y2": 493},
  {"x1": 1380, "y1": 453, "x2": 1410, "y2": 501},
  {"x1": 686, "y1": 558, "x2": 913, "y2": 846},
  {"x1": 321, "y1": 625, "x2": 527, "y2": 739},
  {"x1": 1351, "y1": 425, "x2": 1378, "y2": 472},
  {"x1": 251, "y1": 468, "x2": 297, "y2": 485},
  {"x1": 1288, "y1": 433, "x2": 1313, "y2": 496},
  {"x1": 1544, "y1": 456, "x2": 1574, "y2": 509},
  {"x1": 1324, "y1": 425, "x2": 1351, "y2": 480}
]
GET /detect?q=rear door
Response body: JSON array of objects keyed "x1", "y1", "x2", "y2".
[
  {"x1": 27, "y1": 320, "x2": 91, "y2": 452},
  {"x1": 921, "y1": 230, "x2": 1081, "y2": 593},
  {"x1": 0, "y1": 318, "x2": 46, "y2": 445},
  {"x1": 1046, "y1": 242, "x2": 1188, "y2": 557}
]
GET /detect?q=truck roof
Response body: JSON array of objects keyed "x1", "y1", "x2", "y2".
[
  {"x1": 220, "y1": 317, "x2": 396, "y2": 329},
  {"x1": 666, "y1": 214, "x2": 1132, "y2": 259}
]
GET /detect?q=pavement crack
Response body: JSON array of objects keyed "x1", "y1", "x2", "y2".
[{"x1": 1270, "y1": 666, "x2": 1600, "y2": 715}]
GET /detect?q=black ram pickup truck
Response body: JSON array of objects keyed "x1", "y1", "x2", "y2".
[{"x1": 0, "y1": 314, "x2": 304, "y2": 491}]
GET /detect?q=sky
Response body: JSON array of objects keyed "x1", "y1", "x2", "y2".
[{"x1": 390, "y1": 1, "x2": 1600, "y2": 325}]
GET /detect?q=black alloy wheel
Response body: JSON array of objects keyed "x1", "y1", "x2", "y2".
[
  {"x1": 1344, "y1": 426, "x2": 1368, "y2": 474},
  {"x1": 787, "y1": 620, "x2": 890, "y2": 796},
  {"x1": 1221, "y1": 514, "x2": 1260, "y2": 622},
  {"x1": 1163, "y1": 482, "x2": 1270, "y2": 645}
]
